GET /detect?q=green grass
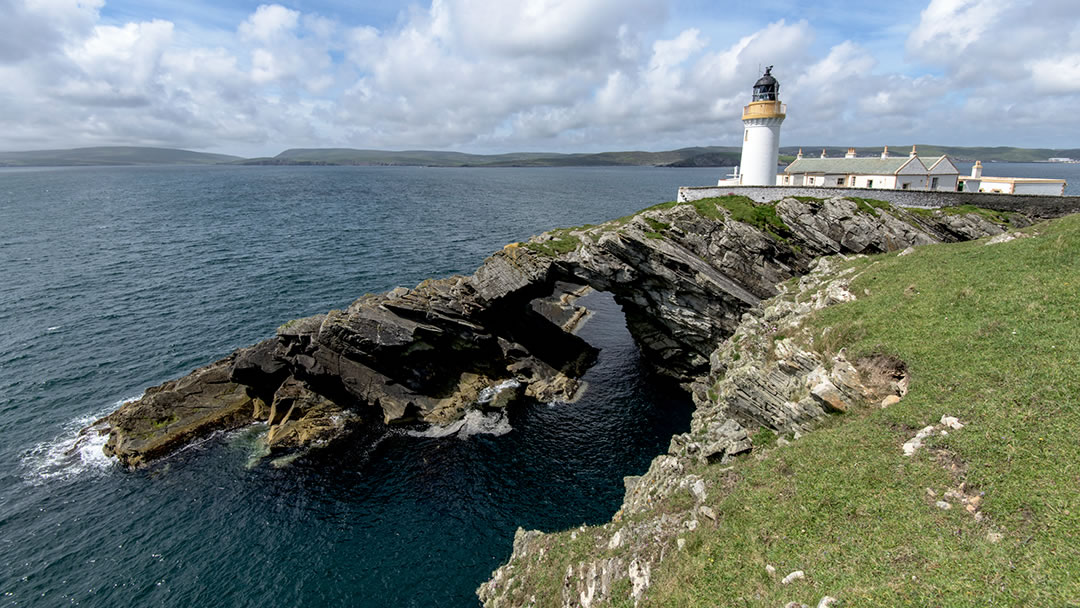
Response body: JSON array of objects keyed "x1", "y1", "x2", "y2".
[
  {"x1": 493, "y1": 214, "x2": 1080, "y2": 607},
  {"x1": 644, "y1": 217, "x2": 671, "y2": 232},
  {"x1": 848, "y1": 196, "x2": 893, "y2": 216},
  {"x1": 525, "y1": 230, "x2": 582, "y2": 256},
  {"x1": 709, "y1": 196, "x2": 791, "y2": 240},
  {"x1": 941, "y1": 204, "x2": 1017, "y2": 226},
  {"x1": 905, "y1": 207, "x2": 937, "y2": 219},
  {"x1": 608, "y1": 195, "x2": 787, "y2": 237},
  {"x1": 643, "y1": 214, "x2": 1080, "y2": 606},
  {"x1": 902, "y1": 204, "x2": 1018, "y2": 228}
]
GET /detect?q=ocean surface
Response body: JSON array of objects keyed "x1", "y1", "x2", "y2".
[
  {"x1": 2, "y1": 162, "x2": 1077, "y2": 608},
  {"x1": 0, "y1": 165, "x2": 721, "y2": 607}
]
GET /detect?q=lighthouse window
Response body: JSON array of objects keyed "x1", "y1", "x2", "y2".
[{"x1": 744, "y1": 129, "x2": 748, "y2": 142}]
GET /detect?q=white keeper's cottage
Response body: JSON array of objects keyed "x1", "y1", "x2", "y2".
[{"x1": 781, "y1": 146, "x2": 960, "y2": 191}]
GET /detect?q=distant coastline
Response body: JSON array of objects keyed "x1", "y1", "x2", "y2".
[{"x1": 2, "y1": 144, "x2": 1080, "y2": 168}]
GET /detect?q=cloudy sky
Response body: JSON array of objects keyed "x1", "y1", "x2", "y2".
[{"x1": 2, "y1": 0, "x2": 1078, "y2": 156}]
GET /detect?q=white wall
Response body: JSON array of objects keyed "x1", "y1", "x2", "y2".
[
  {"x1": 1013, "y1": 181, "x2": 1066, "y2": 195},
  {"x1": 928, "y1": 175, "x2": 958, "y2": 191},
  {"x1": 851, "y1": 174, "x2": 896, "y2": 189},
  {"x1": 739, "y1": 117, "x2": 783, "y2": 186}
]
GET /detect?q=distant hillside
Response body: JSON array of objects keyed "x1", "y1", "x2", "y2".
[
  {"x1": 0, "y1": 146, "x2": 241, "y2": 167},
  {"x1": 3, "y1": 144, "x2": 1074, "y2": 169},
  {"x1": 242, "y1": 145, "x2": 1080, "y2": 168},
  {"x1": 779, "y1": 145, "x2": 1080, "y2": 163},
  {"x1": 238, "y1": 147, "x2": 744, "y2": 167}
]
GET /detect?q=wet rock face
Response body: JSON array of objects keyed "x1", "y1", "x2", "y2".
[
  {"x1": 96, "y1": 196, "x2": 1031, "y2": 466},
  {"x1": 98, "y1": 355, "x2": 261, "y2": 468}
]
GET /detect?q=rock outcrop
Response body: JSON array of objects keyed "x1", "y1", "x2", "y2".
[
  {"x1": 478, "y1": 249, "x2": 911, "y2": 607},
  {"x1": 92, "y1": 195, "x2": 1033, "y2": 467}
]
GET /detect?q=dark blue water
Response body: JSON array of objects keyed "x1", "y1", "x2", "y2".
[{"x1": 0, "y1": 165, "x2": 719, "y2": 607}]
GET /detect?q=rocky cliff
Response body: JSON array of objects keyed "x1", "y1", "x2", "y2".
[
  {"x1": 477, "y1": 253, "x2": 910, "y2": 607},
  {"x1": 89, "y1": 195, "x2": 1037, "y2": 468}
]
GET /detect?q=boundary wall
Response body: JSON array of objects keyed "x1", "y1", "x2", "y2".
[{"x1": 678, "y1": 185, "x2": 1080, "y2": 219}]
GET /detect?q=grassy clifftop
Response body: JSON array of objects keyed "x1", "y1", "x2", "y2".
[{"x1": 488, "y1": 213, "x2": 1080, "y2": 606}]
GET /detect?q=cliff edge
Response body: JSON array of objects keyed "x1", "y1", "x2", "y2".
[
  {"x1": 479, "y1": 213, "x2": 1080, "y2": 606},
  {"x1": 89, "y1": 195, "x2": 1047, "y2": 468}
]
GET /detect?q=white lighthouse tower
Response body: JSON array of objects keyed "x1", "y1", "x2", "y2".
[{"x1": 735, "y1": 66, "x2": 786, "y2": 186}]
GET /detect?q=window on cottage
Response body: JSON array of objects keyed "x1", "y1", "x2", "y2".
[
  {"x1": 836, "y1": 177, "x2": 844, "y2": 186},
  {"x1": 901, "y1": 183, "x2": 910, "y2": 190},
  {"x1": 867, "y1": 179, "x2": 874, "y2": 188},
  {"x1": 850, "y1": 176, "x2": 856, "y2": 186},
  {"x1": 931, "y1": 177, "x2": 939, "y2": 189}
]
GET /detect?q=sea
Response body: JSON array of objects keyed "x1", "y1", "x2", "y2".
[
  {"x1": 0, "y1": 165, "x2": 717, "y2": 608},
  {"x1": 2, "y1": 162, "x2": 1077, "y2": 607}
]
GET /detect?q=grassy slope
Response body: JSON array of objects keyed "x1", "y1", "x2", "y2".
[
  {"x1": 261, "y1": 147, "x2": 744, "y2": 167},
  {"x1": 644, "y1": 214, "x2": 1080, "y2": 606},
  {"x1": 0, "y1": 146, "x2": 240, "y2": 166},
  {"x1": 271, "y1": 146, "x2": 1080, "y2": 166},
  {"x1": 507, "y1": 212, "x2": 1080, "y2": 607}
]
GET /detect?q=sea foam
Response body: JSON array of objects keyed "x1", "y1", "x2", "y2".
[
  {"x1": 406, "y1": 409, "x2": 513, "y2": 439},
  {"x1": 22, "y1": 398, "x2": 134, "y2": 484}
]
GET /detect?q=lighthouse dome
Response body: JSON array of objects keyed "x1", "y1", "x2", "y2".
[{"x1": 752, "y1": 66, "x2": 779, "y2": 101}]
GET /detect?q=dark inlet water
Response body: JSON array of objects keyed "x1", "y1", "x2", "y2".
[{"x1": 0, "y1": 165, "x2": 718, "y2": 607}]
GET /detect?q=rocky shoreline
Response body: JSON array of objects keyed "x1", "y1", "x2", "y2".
[
  {"x1": 88, "y1": 195, "x2": 1037, "y2": 469},
  {"x1": 478, "y1": 251, "x2": 911, "y2": 607}
]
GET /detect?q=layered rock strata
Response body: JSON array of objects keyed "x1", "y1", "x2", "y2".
[
  {"x1": 478, "y1": 253, "x2": 910, "y2": 607},
  {"x1": 92, "y1": 196, "x2": 1029, "y2": 467}
]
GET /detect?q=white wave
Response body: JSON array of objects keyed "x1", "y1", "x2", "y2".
[
  {"x1": 476, "y1": 379, "x2": 521, "y2": 405},
  {"x1": 22, "y1": 398, "x2": 135, "y2": 484},
  {"x1": 46, "y1": 326, "x2": 62, "y2": 332},
  {"x1": 406, "y1": 418, "x2": 466, "y2": 439},
  {"x1": 405, "y1": 409, "x2": 512, "y2": 440}
]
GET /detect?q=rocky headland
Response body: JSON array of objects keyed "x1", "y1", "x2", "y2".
[{"x1": 89, "y1": 195, "x2": 1040, "y2": 469}]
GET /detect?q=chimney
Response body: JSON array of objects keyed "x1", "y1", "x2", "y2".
[
  {"x1": 820, "y1": 148, "x2": 827, "y2": 158},
  {"x1": 845, "y1": 148, "x2": 857, "y2": 159},
  {"x1": 971, "y1": 160, "x2": 983, "y2": 179},
  {"x1": 796, "y1": 148, "x2": 803, "y2": 159},
  {"x1": 910, "y1": 145, "x2": 918, "y2": 157},
  {"x1": 881, "y1": 146, "x2": 889, "y2": 159}
]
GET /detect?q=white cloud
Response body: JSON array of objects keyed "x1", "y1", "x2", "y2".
[
  {"x1": 2, "y1": 0, "x2": 1080, "y2": 154},
  {"x1": 907, "y1": 0, "x2": 1006, "y2": 60},
  {"x1": 238, "y1": 4, "x2": 299, "y2": 42},
  {"x1": 1029, "y1": 54, "x2": 1080, "y2": 94},
  {"x1": 0, "y1": 0, "x2": 103, "y2": 63}
]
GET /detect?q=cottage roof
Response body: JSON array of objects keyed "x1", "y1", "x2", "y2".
[
  {"x1": 924, "y1": 155, "x2": 959, "y2": 174},
  {"x1": 784, "y1": 156, "x2": 918, "y2": 175}
]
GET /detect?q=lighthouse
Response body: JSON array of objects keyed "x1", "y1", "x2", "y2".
[{"x1": 737, "y1": 66, "x2": 786, "y2": 186}]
